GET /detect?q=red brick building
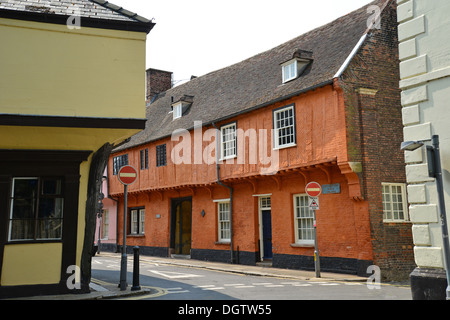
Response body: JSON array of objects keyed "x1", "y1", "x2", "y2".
[{"x1": 109, "y1": 0, "x2": 415, "y2": 280}]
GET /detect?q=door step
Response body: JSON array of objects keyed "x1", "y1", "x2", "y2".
[
  {"x1": 256, "y1": 260, "x2": 272, "y2": 267},
  {"x1": 171, "y1": 254, "x2": 191, "y2": 259}
]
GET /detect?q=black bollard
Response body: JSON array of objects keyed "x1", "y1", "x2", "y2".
[{"x1": 131, "y1": 246, "x2": 141, "y2": 291}]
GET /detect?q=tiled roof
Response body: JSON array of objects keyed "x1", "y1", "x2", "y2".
[
  {"x1": 0, "y1": 0, "x2": 153, "y2": 30},
  {"x1": 115, "y1": 0, "x2": 387, "y2": 151}
]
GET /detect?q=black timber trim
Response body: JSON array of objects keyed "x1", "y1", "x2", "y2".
[
  {"x1": 0, "y1": 9, "x2": 155, "y2": 34},
  {"x1": 0, "y1": 114, "x2": 147, "y2": 130},
  {"x1": 0, "y1": 149, "x2": 91, "y2": 297}
]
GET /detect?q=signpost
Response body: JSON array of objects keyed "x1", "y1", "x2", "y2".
[
  {"x1": 117, "y1": 165, "x2": 138, "y2": 291},
  {"x1": 306, "y1": 182, "x2": 321, "y2": 278}
]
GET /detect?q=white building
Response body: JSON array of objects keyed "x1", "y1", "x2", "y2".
[{"x1": 398, "y1": 0, "x2": 450, "y2": 299}]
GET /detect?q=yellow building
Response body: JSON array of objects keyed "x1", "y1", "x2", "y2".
[{"x1": 0, "y1": 0, "x2": 154, "y2": 298}]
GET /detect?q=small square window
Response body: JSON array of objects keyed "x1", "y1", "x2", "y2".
[{"x1": 382, "y1": 183, "x2": 408, "y2": 222}]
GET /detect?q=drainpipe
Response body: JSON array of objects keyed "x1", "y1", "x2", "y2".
[{"x1": 212, "y1": 122, "x2": 235, "y2": 264}]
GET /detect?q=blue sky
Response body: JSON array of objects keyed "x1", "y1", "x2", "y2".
[{"x1": 112, "y1": 0, "x2": 374, "y2": 83}]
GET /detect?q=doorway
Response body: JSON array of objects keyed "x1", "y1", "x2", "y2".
[
  {"x1": 170, "y1": 197, "x2": 192, "y2": 256},
  {"x1": 258, "y1": 196, "x2": 272, "y2": 261}
]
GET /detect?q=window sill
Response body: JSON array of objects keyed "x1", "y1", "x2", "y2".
[
  {"x1": 383, "y1": 220, "x2": 411, "y2": 224},
  {"x1": 220, "y1": 155, "x2": 237, "y2": 161},
  {"x1": 290, "y1": 242, "x2": 314, "y2": 248},
  {"x1": 215, "y1": 241, "x2": 231, "y2": 245},
  {"x1": 127, "y1": 234, "x2": 145, "y2": 238},
  {"x1": 273, "y1": 143, "x2": 297, "y2": 151}
]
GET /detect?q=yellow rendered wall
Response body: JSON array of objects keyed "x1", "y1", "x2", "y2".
[
  {"x1": 0, "y1": 125, "x2": 141, "y2": 283},
  {"x1": 0, "y1": 18, "x2": 147, "y2": 119},
  {"x1": 1, "y1": 243, "x2": 62, "y2": 286}
]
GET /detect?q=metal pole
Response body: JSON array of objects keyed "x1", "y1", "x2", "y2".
[
  {"x1": 119, "y1": 185, "x2": 128, "y2": 291},
  {"x1": 313, "y1": 209, "x2": 321, "y2": 278},
  {"x1": 431, "y1": 135, "x2": 450, "y2": 299},
  {"x1": 132, "y1": 246, "x2": 141, "y2": 291}
]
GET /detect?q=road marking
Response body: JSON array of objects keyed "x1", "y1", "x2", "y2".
[
  {"x1": 224, "y1": 283, "x2": 245, "y2": 286},
  {"x1": 166, "y1": 287, "x2": 190, "y2": 294},
  {"x1": 293, "y1": 284, "x2": 312, "y2": 287},
  {"x1": 265, "y1": 285, "x2": 284, "y2": 287},
  {"x1": 252, "y1": 283, "x2": 273, "y2": 285},
  {"x1": 202, "y1": 287, "x2": 225, "y2": 291},
  {"x1": 195, "y1": 285, "x2": 216, "y2": 288},
  {"x1": 150, "y1": 270, "x2": 204, "y2": 279}
]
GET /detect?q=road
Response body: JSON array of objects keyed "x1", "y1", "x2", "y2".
[{"x1": 91, "y1": 255, "x2": 412, "y2": 301}]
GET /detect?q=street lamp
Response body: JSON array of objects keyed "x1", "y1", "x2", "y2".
[{"x1": 401, "y1": 135, "x2": 450, "y2": 300}]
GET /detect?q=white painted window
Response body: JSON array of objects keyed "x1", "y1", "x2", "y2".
[
  {"x1": 130, "y1": 208, "x2": 145, "y2": 235},
  {"x1": 173, "y1": 102, "x2": 182, "y2": 120},
  {"x1": 221, "y1": 122, "x2": 237, "y2": 159},
  {"x1": 282, "y1": 60, "x2": 298, "y2": 83},
  {"x1": 382, "y1": 183, "x2": 408, "y2": 222},
  {"x1": 101, "y1": 209, "x2": 109, "y2": 240},
  {"x1": 217, "y1": 201, "x2": 230, "y2": 242},
  {"x1": 293, "y1": 194, "x2": 314, "y2": 245},
  {"x1": 273, "y1": 104, "x2": 296, "y2": 149}
]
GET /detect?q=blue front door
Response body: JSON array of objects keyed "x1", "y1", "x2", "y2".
[{"x1": 262, "y1": 210, "x2": 272, "y2": 259}]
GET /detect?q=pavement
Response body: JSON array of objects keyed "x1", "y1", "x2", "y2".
[{"x1": 4, "y1": 252, "x2": 371, "y2": 300}]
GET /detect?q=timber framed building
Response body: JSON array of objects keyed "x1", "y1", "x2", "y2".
[{"x1": 109, "y1": 0, "x2": 416, "y2": 280}]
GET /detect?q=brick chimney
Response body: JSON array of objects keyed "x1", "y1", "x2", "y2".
[{"x1": 146, "y1": 68, "x2": 173, "y2": 103}]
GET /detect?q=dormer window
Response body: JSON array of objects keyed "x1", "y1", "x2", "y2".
[
  {"x1": 282, "y1": 60, "x2": 298, "y2": 83},
  {"x1": 171, "y1": 95, "x2": 194, "y2": 120},
  {"x1": 173, "y1": 102, "x2": 183, "y2": 120},
  {"x1": 281, "y1": 50, "x2": 313, "y2": 84}
]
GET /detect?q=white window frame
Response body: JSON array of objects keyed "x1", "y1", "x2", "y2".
[
  {"x1": 173, "y1": 102, "x2": 182, "y2": 120},
  {"x1": 293, "y1": 194, "x2": 315, "y2": 245},
  {"x1": 258, "y1": 196, "x2": 272, "y2": 260},
  {"x1": 273, "y1": 104, "x2": 296, "y2": 149},
  {"x1": 130, "y1": 208, "x2": 145, "y2": 235},
  {"x1": 220, "y1": 122, "x2": 237, "y2": 160},
  {"x1": 217, "y1": 201, "x2": 231, "y2": 243},
  {"x1": 101, "y1": 209, "x2": 109, "y2": 240},
  {"x1": 382, "y1": 183, "x2": 408, "y2": 222},
  {"x1": 282, "y1": 59, "x2": 298, "y2": 83}
]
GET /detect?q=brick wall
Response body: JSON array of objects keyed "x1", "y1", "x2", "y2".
[
  {"x1": 339, "y1": 2, "x2": 416, "y2": 281},
  {"x1": 146, "y1": 68, "x2": 173, "y2": 102}
]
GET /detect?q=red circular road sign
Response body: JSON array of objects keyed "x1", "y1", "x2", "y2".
[
  {"x1": 305, "y1": 182, "x2": 322, "y2": 197},
  {"x1": 118, "y1": 165, "x2": 138, "y2": 186}
]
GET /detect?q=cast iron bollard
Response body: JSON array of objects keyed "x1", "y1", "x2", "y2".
[{"x1": 131, "y1": 246, "x2": 141, "y2": 291}]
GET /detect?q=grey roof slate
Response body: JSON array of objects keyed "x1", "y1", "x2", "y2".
[
  {"x1": 0, "y1": 0, "x2": 151, "y2": 23},
  {"x1": 117, "y1": 0, "x2": 386, "y2": 151}
]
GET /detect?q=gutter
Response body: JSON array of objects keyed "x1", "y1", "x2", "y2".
[{"x1": 212, "y1": 122, "x2": 235, "y2": 264}]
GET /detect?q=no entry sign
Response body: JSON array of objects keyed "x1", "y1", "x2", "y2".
[
  {"x1": 118, "y1": 165, "x2": 138, "y2": 186},
  {"x1": 305, "y1": 182, "x2": 322, "y2": 198}
]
